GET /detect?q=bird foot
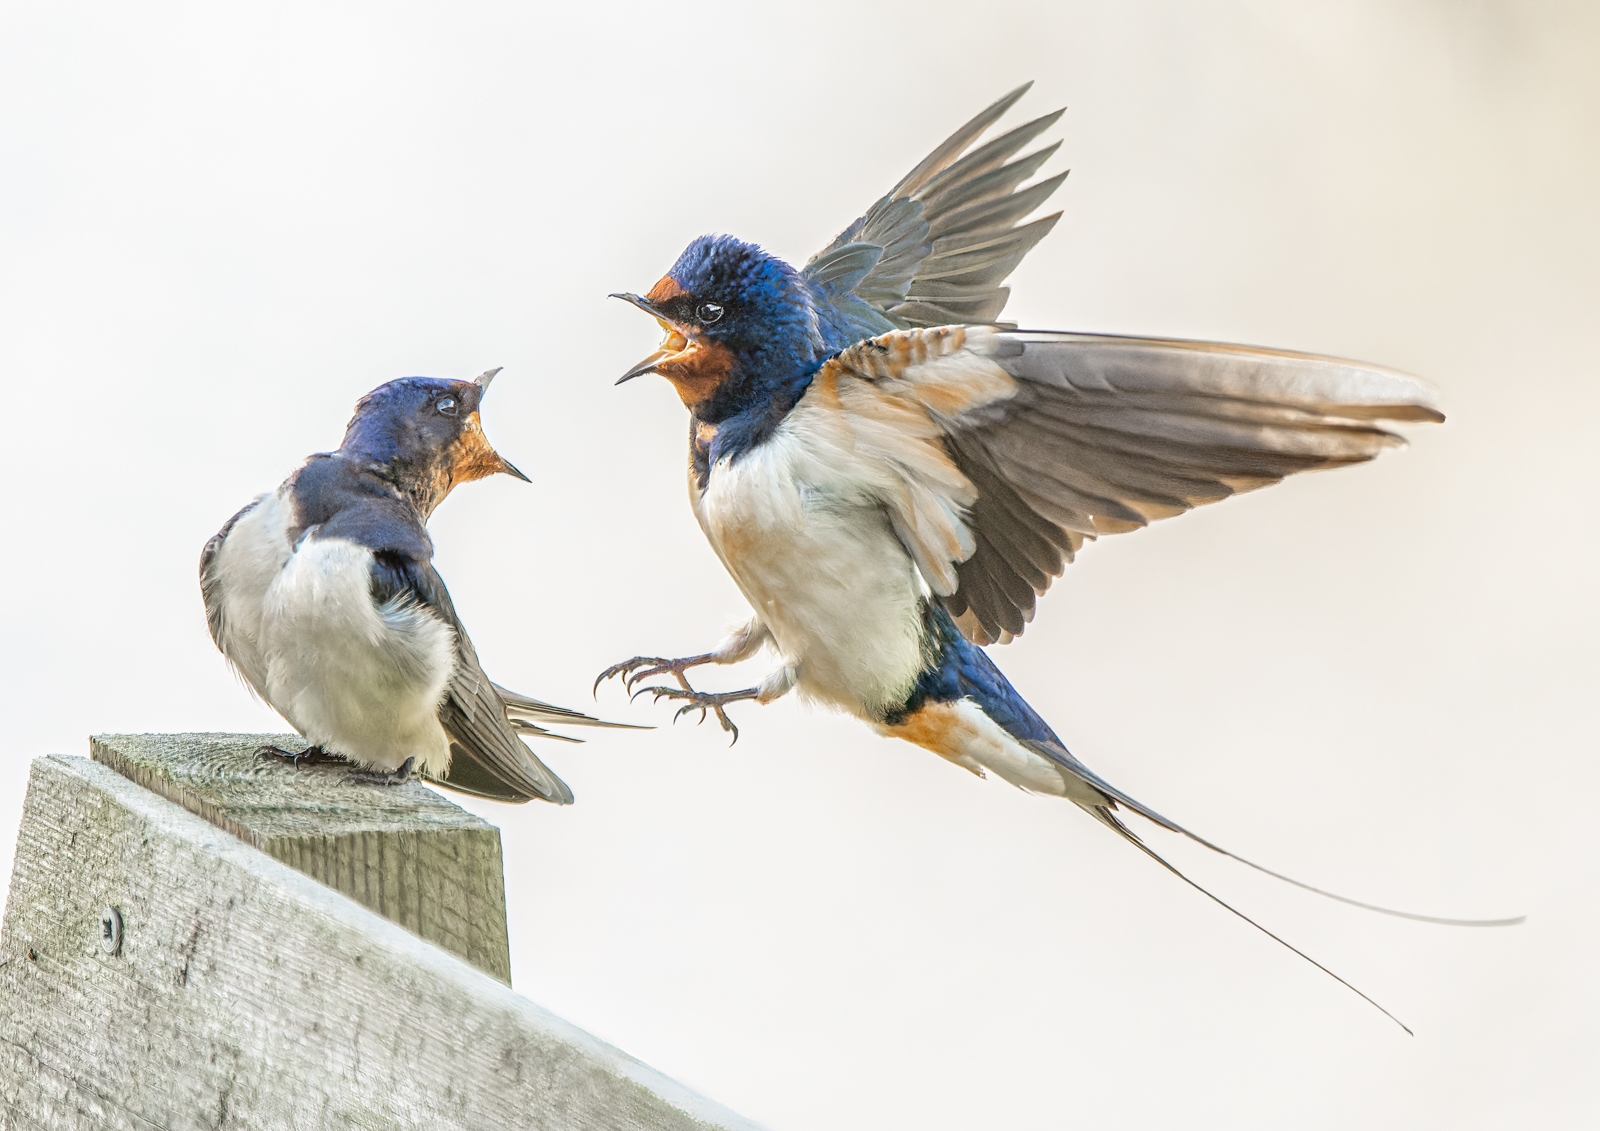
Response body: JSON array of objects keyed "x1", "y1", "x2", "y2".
[
  {"x1": 594, "y1": 653, "x2": 718, "y2": 696},
  {"x1": 633, "y1": 684, "x2": 760, "y2": 743},
  {"x1": 255, "y1": 744, "x2": 339, "y2": 769},
  {"x1": 346, "y1": 757, "x2": 416, "y2": 787}
]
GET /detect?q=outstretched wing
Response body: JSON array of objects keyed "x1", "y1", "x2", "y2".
[
  {"x1": 368, "y1": 550, "x2": 575, "y2": 804},
  {"x1": 803, "y1": 83, "x2": 1066, "y2": 345},
  {"x1": 811, "y1": 326, "x2": 1443, "y2": 645}
]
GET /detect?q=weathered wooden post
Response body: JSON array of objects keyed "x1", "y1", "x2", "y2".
[{"x1": 0, "y1": 737, "x2": 762, "y2": 1131}]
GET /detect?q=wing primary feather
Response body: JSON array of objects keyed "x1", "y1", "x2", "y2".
[
  {"x1": 912, "y1": 214, "x2": 1062, "y2": 284},
  {"x1": 927, "y1": 172, "x2": 1070, "y2": 241},
  {"x1": 367, "y1": 553, "x2": 576, "y2": 804},
  {"x1": 915, "y1": 109, "x2": 1066, "y2": 203},
  {"x1": 890, "y1": 83, "x2": 1035, "y2": 199},
  {"x1": 923, "y1": 143, "x2": 1063, "y2": 217}
]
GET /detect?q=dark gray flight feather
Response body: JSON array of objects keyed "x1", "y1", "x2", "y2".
[
  {"x1": 940, "y1": 332, "x2": 1445, "y2": 644},
  {"x1": 369, "y1": 551, "x2": 575, "y2": 804},
  {"x1": 804, "y1": 83, "x2": 1066, "y2": 343}
]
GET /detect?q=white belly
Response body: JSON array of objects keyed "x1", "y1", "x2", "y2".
[
  {"x1": 694, "y1": 421, "x2": 929, "y2": 718},
  {"x1": 259, "y1": 536, "x2": 455, "y2": 773},
  {"x1": 211, "y1": 488, "x2": 456, "y2": 772}
]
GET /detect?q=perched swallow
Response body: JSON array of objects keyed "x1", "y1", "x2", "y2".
[
  {"x1": 203, "y1": 368, "x2": 624, "y2": 803},
  {"x1": 600, "y1": 85, "x2": 1519, "y2": 1026}
]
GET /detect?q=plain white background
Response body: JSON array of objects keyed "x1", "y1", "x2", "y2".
[{"x1": 2, "y1": 1, "x2": 1596, "y2": 1126}]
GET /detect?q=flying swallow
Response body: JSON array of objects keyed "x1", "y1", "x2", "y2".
[
  {"x1": 599, "y1": 85, "x2": 1519, "y2": 1027},
  {"x1": 203, "y1": 368, "x2": 629, "y2": 802}
]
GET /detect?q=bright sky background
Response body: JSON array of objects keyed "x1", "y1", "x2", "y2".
[{"x1": 2, "y1": 2, "x2": 1596, "y2": 1127}]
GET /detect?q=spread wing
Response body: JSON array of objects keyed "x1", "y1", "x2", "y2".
[
  {"x1": 803, "y1": 83, "x2": 1066, "y2": 345},
  {"x1": 369, "y1": 550, "x2": 575, "y2": 804},
  {"x1": 814, "y1": 327, "x2": 1443, "y2": 646}
]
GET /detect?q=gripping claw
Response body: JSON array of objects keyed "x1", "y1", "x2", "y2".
[
  {"x1": 636, "y1": 684, "x2": 761, "y2": 744},
  {"x1": 594, "y1": 653, "x2": 718, "y2": 696}
]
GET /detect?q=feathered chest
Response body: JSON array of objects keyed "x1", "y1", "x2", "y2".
[{"x1": 689, "y1": 405, "x2": 935, "y2": 716}]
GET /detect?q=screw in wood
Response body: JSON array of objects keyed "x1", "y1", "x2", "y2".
[{"x1": 99, "y1": 907, "x2": 123, "y2": 957}]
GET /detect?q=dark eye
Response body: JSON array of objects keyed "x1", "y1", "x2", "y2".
[
  {"x1": 697, "y1": 301, "x2": 724, "y2": 324},
  {"x1": 436, "y1": 396, "x2": 458, "y2": 417}
]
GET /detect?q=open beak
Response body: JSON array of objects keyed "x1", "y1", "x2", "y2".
[
  {"x1": 611, "y1": 293, "x2": 691, "y2": 384},
  {"x1": 464, "y1": 368, "x2": 529, "y2": 482}
]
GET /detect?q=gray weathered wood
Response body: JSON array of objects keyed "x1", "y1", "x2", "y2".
[
  {"x1": 0, "y1": 754, "x2": 763, "y2": 1131},
  {"x1": 91, "y1": 733, "x2": 512, "y2": 983}
]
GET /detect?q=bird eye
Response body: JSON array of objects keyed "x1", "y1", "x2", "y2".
[
  {"x1": 697, "y1": 301, "x2": 724, "y2": 324},
  {"x1": 436, "y1": 396, "x2": 458, "y2": 417}
]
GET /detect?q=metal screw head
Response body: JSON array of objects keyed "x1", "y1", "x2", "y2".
[{"x1": 98, "y1": 907, "x2": 123, "y2": 956}]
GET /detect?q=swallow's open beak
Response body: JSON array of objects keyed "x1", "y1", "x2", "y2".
[
  {"x1": 611, "y1": 293, "x2": 691, "y2": 384},
  {"x1": 462, "y1": 368, "x2": 529, "y2": 482}
]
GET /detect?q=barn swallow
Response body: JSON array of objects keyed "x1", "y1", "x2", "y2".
[
  {"x1": 599, "y1": 84, "x2": 1520, "y2": 1027},
  {"x1": 203, "y1": 368, "x2": 629, "y2": 803}
]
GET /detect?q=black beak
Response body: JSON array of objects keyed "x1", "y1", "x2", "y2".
[
  {"x1": 616, "y1": 350, "x2": 672, "y2": 385},
  {"x1": 610, "y1": 293, "x2": 679, "y2": 385},
  {"x1": 498, "y1": 458, "x2": 531, "y2": 483},
  {"x1": 610, "y1": 292, "x2": 662, "y2": 317}
]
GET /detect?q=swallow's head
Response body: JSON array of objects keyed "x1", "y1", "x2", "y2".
[
  {"x1": 340, "y1": 369, "x2": 527, "y2": 517},
  {"x1": 613, "y1": 235, "x2": 824, "y2": 418}
]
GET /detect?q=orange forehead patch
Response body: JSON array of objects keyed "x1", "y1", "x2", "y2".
[{"x1": 646, "y1": 275, "x2": 688, "y2": 304}]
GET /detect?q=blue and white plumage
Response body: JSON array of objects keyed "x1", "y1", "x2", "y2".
[
  {"x1": 601, "y1": 85, "x2": 1517, "y2": 1028},
  {"x1": 204, "y1": 369, "x2": 623, "y2": 803}
]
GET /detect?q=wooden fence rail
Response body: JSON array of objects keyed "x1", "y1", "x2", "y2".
[{"x1": 0, "y1": 737, "x2": 763, "y2": 1131}]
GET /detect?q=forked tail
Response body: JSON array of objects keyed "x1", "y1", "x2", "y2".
[{"x1": 1026, "y1": 736, "x2": 1524, "y2": 1033}]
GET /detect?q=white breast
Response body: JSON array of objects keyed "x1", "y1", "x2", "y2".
[
  {"x1": 210, "y1": 486, "x2": 456, "y2": 773},
  {"x1": 694, "y1": 409, "x2": 930, "y2": 719},
  {"x1": 258, "y1": 535, "x2": 455, "y2": 774}
]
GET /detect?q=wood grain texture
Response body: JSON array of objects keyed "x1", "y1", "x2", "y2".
[
  {"x1": 91, "y1": 733, "x2": 512, "y2": 983},
  {"x1": 0, "y1": 754, "x2": 763, "y2": 1131}
]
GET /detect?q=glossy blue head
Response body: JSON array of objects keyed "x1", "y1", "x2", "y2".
[
  {"x1": 339, "y1": 369, "x2": 527, "y2": 516},
  {"x1": 612, "y1": 234, "x2": 826, "y2": 422}
]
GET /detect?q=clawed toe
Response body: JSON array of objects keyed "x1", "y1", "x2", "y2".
[
  {"x1": 634, "y1": 685, "x2": 760, "y2": 744},
  {"x1": 594, "y1": 653, "x2": 717, "y2": 696},
  {"x1": 255, "y1": 743, "x2": 336, "y2": 769},
  {"x1": 347, "y1": 756, "x2": 416, "y2": 787}
]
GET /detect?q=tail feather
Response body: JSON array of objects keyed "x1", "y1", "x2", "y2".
[
  {"x1": 491, "y1": 681, "x2": 651, "y2": 735},
  {"x1": 1031, "y1": 739, "x2": 1525, "y2": 928},
  {"x1": 1088, "y1": 804, "x2": 1413, "y2": 1035}
]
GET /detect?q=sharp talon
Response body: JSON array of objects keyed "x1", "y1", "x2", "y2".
[
  {"x1": 632, "y1": 683, "x2": 759, "y2": 740},
  {"x1": 596, "y1": 653, "x2": 719, "y2": 700}
]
